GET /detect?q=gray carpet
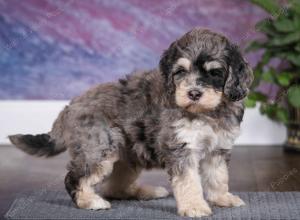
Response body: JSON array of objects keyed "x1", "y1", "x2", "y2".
[{"x1": 5, "y1": 191, "x2": 300, "y2": 220}]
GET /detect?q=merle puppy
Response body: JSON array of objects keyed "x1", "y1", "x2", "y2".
[{"x1": 10, "y1": 28, "x2": 253, "y2": 218}]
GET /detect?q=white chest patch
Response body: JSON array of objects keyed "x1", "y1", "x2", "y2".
[{"x1": 173, "y1": 118, "x2": 240, "y2": 152}]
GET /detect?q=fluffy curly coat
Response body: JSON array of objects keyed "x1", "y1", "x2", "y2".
[{"x1": 9, "y1": 28, "x2": 253, "y2": 218}]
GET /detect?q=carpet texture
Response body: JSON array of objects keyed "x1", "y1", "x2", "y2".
[{"x1": 5, "y1": 191, "x2": 300, "y2": 220}]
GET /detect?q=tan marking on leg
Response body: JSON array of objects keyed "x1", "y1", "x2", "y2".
[
  {"x1": 101, "y1": 160, "x2": 140, "y2": 199},
  {"x1": 76, "y1": 155, "x2": 118, "y2": 210},
  {"x1": 201, "y1": 155, "x2": 245, "y2": 207},
  {"x1": 128, "y1": 184, "x2": 169, "y2": 200},
  {"x1": 101, "y1": 161, "x2": 168, "y2": 200},
  {"x1": 172, "y1": 168, "x2": 212, "y2": 217}
]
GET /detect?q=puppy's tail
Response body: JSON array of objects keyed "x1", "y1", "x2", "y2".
[{"x1": 8, "y1": 133, "x2": 66, "y2": 157}]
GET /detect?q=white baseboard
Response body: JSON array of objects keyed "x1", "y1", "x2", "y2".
[{"x1": 0, "y1": 101, "x2": 287, "y2": 145}]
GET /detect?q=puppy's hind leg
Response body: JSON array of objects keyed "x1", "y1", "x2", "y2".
[
  {"x1": 101, "y1": 161, "x2": 169, "y2": 200},
  {"x1": 64, "y1": 118, "x2": 124, "y2": 210},
  {"x1": 65, "y1": 155, "x2": 118, "y2": 210}
]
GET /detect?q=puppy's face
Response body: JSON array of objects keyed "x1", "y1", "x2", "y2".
[
  {"x1": 160, "y1": 28, "x2": 253, "y2": 113},
  {"x1": 172, "y1": 57, "x2": 225, "y2": 113}
]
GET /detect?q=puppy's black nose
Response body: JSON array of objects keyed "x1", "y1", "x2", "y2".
[{"x1": 188, "y1": 90, "x2": 202, "y2": 101}]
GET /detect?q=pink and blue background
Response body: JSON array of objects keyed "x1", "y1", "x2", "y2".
[{"x1": 0, "y1": 0, "x2": 266, "y2": 100}]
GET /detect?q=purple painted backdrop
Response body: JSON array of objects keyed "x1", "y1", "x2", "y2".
[{"x1": 0, "y1": 0, "x2": 266, "y2": 100}]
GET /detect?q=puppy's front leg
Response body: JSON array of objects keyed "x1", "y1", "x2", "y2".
[
  {"x1": 171, "y1": 166, "x2": 212, "y2": 217},
  {"x1": 201, "y1": 153, "x2": 245, "y2": 207}
]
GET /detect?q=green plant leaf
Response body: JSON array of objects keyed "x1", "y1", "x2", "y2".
[
  {"x1": 285, "y1": 54, "x2": 300, "y2": 67},
  {"x1": 251, "y1": 67, "x2": 263, "y2": 89},
  {"x1": 287, "y1": 85, "x2": 300, "y2": 107},
  {"x1": 293, "y1": 14, "x2": 300, "y2": 29},
  {"x1": 290, "y1": 0, "x2": 300, "y2": 15},
  {"x1": 245, "y1": 41, "x2": 265, "y2": 52},
  {"x1": 275, "y1": 107, "x2": 289, "y2": 123},
  {"x1": 246, "y1": 0, "x2": 300, "y2": 123},
  {"x1": 255, "y1": 19, "x2": 277, "y2": 36},
  {"x1": 248, "y1": 91, "x2": 268, "y2": 102},
  {"x1": 262, "y1": 70, "x2": 276, "y2": 83},
  {"x1": 261, "y1": 51, "x2": 273, "y2": 65},
  {"x1": 260, "y1": 103, "x2": 277, "y2": 119},
  {"x1": 254, "y1": 51, "x2": 273, "y2": 76},
  {"x1": 276, "y1": 72, "x2": 294, "y2": 86},
  {"x1": 269, "y1": 31, "x2": 300, "y2": 46},
  {"x1": 273, "y1": 17, "x2": 297, "y2": 32},
  {"x1": 277, "y1": 52, "x2": 300, "y2": 66},
  {"x1": 295, "y1": 43, "x2": 300, "y2": 52},
  {"x1": 259, "y1": 103, "x2": 288, "y2": 123},
  {"x1": 244, "y1": 97, "x2": 257, "y2": 108},
  {"x1": 260, "y1": 103, "x2": 289, "y2": 123},
  {"x1": 245, "y1": 91, "x2": 268, "y2": 108},
  {"x1": 251, "y1": 0, "x2": 281, "y2": 15}
]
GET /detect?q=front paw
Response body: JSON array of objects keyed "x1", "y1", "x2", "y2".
[
  {"x1": 209, "y1": 193, "x2": 245, "y2": 207},
  {"x1": 178, "y1": 200, "x2": 212, "y2": 218}
]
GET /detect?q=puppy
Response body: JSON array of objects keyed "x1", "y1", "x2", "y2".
[{"x1": 9, "y1": 28, "x2": 253, "y2": 218}]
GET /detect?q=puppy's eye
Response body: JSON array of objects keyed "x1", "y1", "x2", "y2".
[
  {"x1": 173, "y1": 69, "x2": 186, "y2": 80},
  {"x1": 208, "y1": 69, "x2": 223, "y2": 77},
  {"x1": 174, "y1": 69, "x2": 186, "y2": 76}
]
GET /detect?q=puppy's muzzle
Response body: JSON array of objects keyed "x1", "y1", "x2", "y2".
[{"x1": 188, "y1": 89, "x2": 202, "y2": 101}]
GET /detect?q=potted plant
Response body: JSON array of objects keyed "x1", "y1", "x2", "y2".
[{"x1": 245, "y1": 0, "x2": 300, "y2": 151}]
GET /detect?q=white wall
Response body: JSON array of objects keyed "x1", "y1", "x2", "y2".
[{"x1": 0, "y1": 101, "x2": 287, "y2": 145}]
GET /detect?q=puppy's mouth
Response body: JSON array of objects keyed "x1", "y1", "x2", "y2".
[
  {"x1": 175, "y1": 87, "x2": 222, "y2": 113},
  {"x1": 185, "y1": 102, "x2": 208, "y2": 113},
  {"x1": 184, "y1": 88, "x2": 223, "y2": 113},
  {"x1": 185, "y1": 89, "x2": 205, "y2": 111}
]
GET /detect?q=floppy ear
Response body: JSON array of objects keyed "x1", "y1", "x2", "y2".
[
  {"x1": 159, "y1": 41, "x2": 181, "y2": 95},
  {"x1": 159, "y1": 41, "x2": 180, "y2": 79},
  {"x1": 224, "y1": 44, "x2": 253, "y2": 101}
]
